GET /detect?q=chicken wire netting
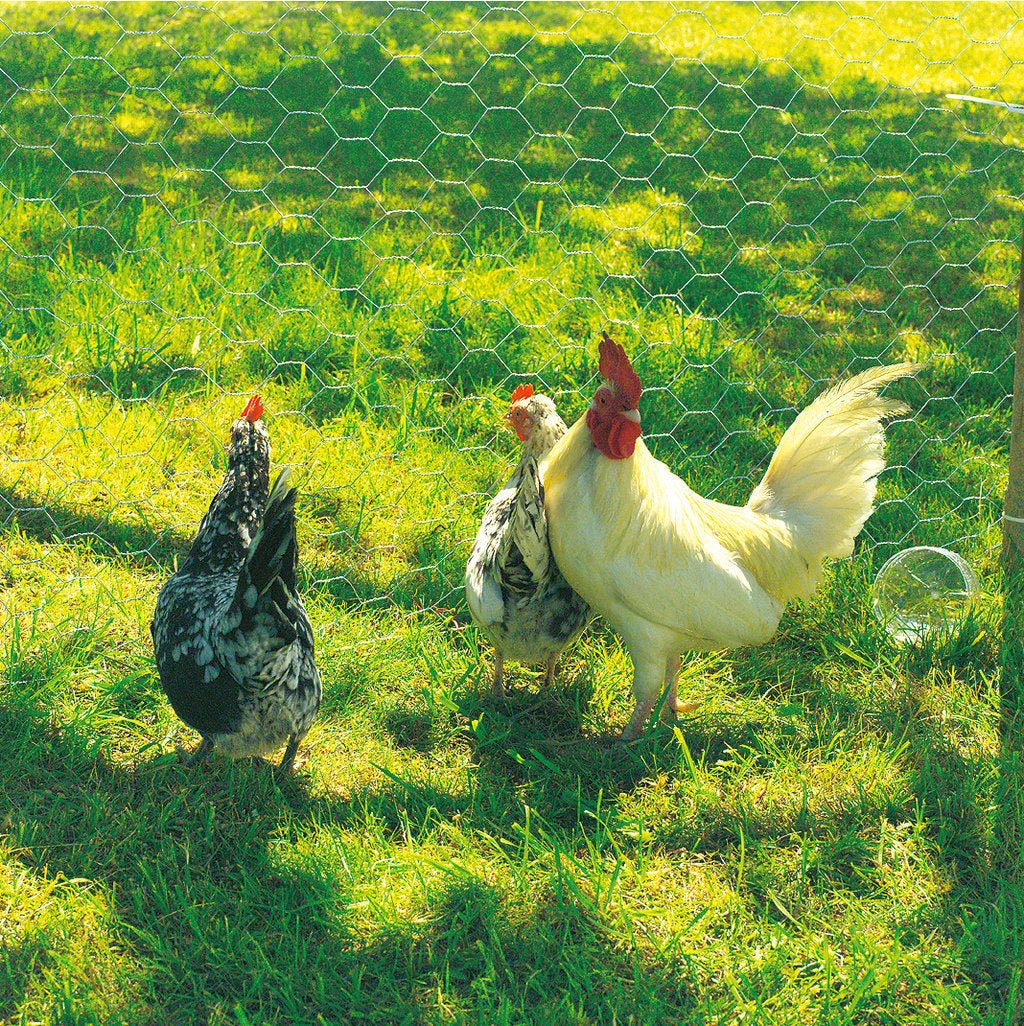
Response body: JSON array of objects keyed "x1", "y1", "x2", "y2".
[{"x1": 0, "y1": 1, "x2": 1020, "y2": 630}]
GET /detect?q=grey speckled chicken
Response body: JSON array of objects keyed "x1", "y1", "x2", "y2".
[
  {"x1": 151, "y1": 395, "x2": 321, "y2": 774},
  {"x1": 465, "y1": 384, "x2": 589, "y2": 698}
]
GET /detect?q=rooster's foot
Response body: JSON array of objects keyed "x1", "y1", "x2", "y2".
[
  {"x1": 671, "y1": 700, "x2": 699, "y2": 717},
  {"x1": 619, "y1": 714, "x2": 649, "y2": 743},
  {"x1": 620, "y1": 697, "x2": 699, "y2": 741}
]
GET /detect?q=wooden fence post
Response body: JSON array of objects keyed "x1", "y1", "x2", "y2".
[
  {"x1": 1000, "y1": 226, "x2": 1024, "y2": 718},
  {"x1": 1001, "y1": 229, "x2": 1024, "y2": 576}
]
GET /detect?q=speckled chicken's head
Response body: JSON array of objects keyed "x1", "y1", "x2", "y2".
[
  {"x1": 507, "y1": 384, "x2": 567, "y2": 459},
  {"x1": 177, "y1": 394, "x2": 272, "y2": 574},
  {"x1": 228, "y1": 394, "x2": 271, "y2": 471},
  {"x1": 225, "y1": 393, "x2": 271, "y2": 521},
  {"x1": 586, "y1": 333, "x2": 643, "y2": 460}
]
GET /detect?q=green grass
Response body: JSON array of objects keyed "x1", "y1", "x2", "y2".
[{"x1": 1, "y1": 2, "x2": 1023, "y2": 1023}]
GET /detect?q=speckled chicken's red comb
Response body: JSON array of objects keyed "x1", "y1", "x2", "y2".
[
  {"x1": 598, "y1": 332, "x2": 642, "y2": 410},
  {"x1": 240, "y1": 394, "x2": 264, "y2": 422},
  {"x1": 509, "y1": 383, "x2": 534, "y2": 405}
]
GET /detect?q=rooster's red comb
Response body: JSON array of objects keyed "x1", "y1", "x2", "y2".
[
  {"x1": 240, "y1": 394, "x2": 264, "y2": 422},
  {"x1": 598, "y1": 332, "x2": 642, "y2": 410},
  {"x1": 509, "y1": 383, "x2": 534, "y2": 405}
]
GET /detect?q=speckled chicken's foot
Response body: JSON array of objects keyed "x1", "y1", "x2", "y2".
[
  {"x1": 187, "y1": 737, "x2": 215, "y2": 765},
  {"x1": 275, "y1": 733, "x2": 305, "y2": 776},
  {"x1": 542, "y1": 653, "x2": 558, "y2": 689}
]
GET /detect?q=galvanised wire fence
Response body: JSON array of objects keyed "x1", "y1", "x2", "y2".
[{"x1": 0, "y1": 2, "x2": 1020, "y2": 629}]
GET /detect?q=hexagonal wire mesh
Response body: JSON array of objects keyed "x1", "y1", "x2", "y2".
[{"x1": 0, "y1": 3, "x2": 1018, "y2": 650}]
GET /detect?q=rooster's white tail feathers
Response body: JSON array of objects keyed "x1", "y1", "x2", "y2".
[{"x1": 745, "y1": 362, "x2": 920, "y2": 602}]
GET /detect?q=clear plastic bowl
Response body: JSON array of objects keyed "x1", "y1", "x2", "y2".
[{"x1": 871, "y1": 546, "x2": 979, "y2": 643}]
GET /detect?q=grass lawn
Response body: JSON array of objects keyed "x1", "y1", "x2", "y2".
[{"x1": 1, "y1": 3, "x2": 1022, "y2": 1023}]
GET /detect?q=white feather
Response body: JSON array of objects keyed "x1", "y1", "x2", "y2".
[{"x1": 544, "y1": 360, "x2": 920, "y2": 737}]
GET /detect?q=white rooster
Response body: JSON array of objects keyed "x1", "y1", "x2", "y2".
[
  {"x1": 543, "y1": 333, "x2": 919, "y2": 739},
  {"x1": 466, "y1": 384, "x2": 589, "y2": 698}
]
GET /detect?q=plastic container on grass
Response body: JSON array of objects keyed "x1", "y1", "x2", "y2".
[{"x1": 871, "y1": 546, "x2": 979, "y2": 644}]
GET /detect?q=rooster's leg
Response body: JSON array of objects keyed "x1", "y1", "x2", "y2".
[
  {"x1": 492, "y1": 653, "x2": 507, "y2": 700},
  {"x1": 665, "y1": 656, "x2": 698, "y2": 717},
  {"x1": 624, "y1": 655, "x2": 698, "y2": 739},
  {"x1": 622, "y1": 694, "x2": 658, "y2": 741},
  {"x1": 622, "y1": 656, "x2": 666, "y2": 740},
  {"x1": 662, "y1": 655, "x2": 681, "y2": 720}
]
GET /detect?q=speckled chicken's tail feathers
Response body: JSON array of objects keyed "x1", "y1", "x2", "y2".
[
  {"x1": 232, "y1": 468, "x2": 300, "y2": 642},
  {"x1": 248, "y1": 468, "x2": 298, "y2": 594},
  {"x1": 512, "y1": 456, "x2": 550, "y2": 583}
]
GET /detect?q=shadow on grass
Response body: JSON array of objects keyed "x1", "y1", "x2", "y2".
[
  {"x1": 318, "y1": 665, "x2": 1023, "y2": 1015},
  {"x1": 0, "y1": 23, "x2": 1015, "y2": 380},
  {"x1": 0, "y1": 480, "x2": 187, "y2": 572},
  {"x1": 0, "y1": 477, "x2": 468, "y2": 614},
  {"x1": 3, "y1": 621, "x2": 1021, "y2": 1022},
  {"x1": 0, "y1": 693, "x2": 704, "y2": 1024}
]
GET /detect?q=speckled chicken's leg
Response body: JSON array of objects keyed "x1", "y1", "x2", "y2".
[
  {"x1": 491, "y1": 653, "x2": 507, "y2": 699},
  {"x1": 187, "y1": 737, "x2": 215, "y2": 765},
  {"x1": 277, "y1": 732, "x2": 305, "y2": 775},
  {"x1": 543, "y1": 652, "x2": 558, "y2": 689}
]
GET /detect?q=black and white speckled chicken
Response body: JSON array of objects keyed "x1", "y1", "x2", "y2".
[
  {"x1": 465, "y1": 384, "x2": 589, "y2": 698},
  {"x1": 151, "y1": 395, "x2": 321, "y2": 774}
]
